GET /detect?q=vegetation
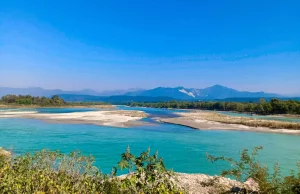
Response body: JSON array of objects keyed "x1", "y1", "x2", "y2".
[
  {"x1": 207, "y1": 146, "x2": 300, "y2": 193},
  {"x1": 0, "y1": 95, "x2": 109, "y2": 107},
  {"x1": 129, "y1": 98, "x2": 300, "y2": 115},
  {"x1": 0, "y1": 95, "x2": 66, "y2": 106},
  {"x1": 2, "y1": 146, "x2": 300, "y2": 193},
  {"x1": 185, "y1": 111, "x2": 300, "y2": 130},
  {"x1": 0, "y1": 147, "x2": 182, "y2": 194}
]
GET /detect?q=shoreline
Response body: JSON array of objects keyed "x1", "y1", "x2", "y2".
[
  {"x1": 160, "y1": 111, "x2": 300, "y2": 135},
  {"x1": 0, "y1": 104, "x2": 115, "y2": 109},
  {"x1": 119, "y1": 172, "x2": 257, "y2": 193},
  {"x1": 0, "y1": 110, "x2": 148, "y2": 128},
  {"x1": 216, "y1": 110, "x2": 300, "y2": 119},
  {"x1": 129, "y1": 105, "x2": 300, "y2": 118}
]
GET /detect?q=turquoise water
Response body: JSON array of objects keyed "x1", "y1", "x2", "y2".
[
  {"x1": 219, "y1": 111, "x2": 300, "y2": 123},
  {"x1": 1, "y1": 107, "x2": 300, "y2": 175}
]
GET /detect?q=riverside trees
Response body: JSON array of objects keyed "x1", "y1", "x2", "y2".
[
  {"x1": 129, "y1": 98, "x2": 300, "y2": 115},
  {"x1": 0, "y1": 95, "x2": 66, "y2": 106}
]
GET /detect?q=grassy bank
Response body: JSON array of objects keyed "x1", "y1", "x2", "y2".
[
  {"x1": 201, "y1": 112, "x2": 300, "y2": 130},
  {"x1": 178, "y1": 111, "x2": 300, "y2": 130}
]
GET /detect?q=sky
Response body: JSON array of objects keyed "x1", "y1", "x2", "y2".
[{"x1": 0, "y1": 0, "x2": 299, "y2": 95}]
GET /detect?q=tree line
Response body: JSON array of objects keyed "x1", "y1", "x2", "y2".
[
  {"x1": 0, "y1": 95, "x2": 66, "y2": 106},
  {"x1": 129, "y1": 98, "x2": 300, "y2": 115}
]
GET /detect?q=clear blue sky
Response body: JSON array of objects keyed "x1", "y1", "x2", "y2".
[{"x1": 0, "y1": 0, "x2": 299, "y2": 94}]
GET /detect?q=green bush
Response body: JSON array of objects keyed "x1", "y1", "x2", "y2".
[
  {"x1": 0, "y1": 147, "x2": 183, "y2": 194},
  {"x1": 207, "y1": 146, "x2": 300, "y2": 194}
]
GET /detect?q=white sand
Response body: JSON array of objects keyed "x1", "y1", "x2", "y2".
[
  {"x1": 160, "y1": 112, "x2": 300, "y2": 134},
  {"x1": 0, "y1": 110, "x2": 147, "y2": 127}
]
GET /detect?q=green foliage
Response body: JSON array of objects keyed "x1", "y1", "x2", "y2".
[
  {"x1": 207, "y1": 146, "x2": 300, "y2": 194},
  {"x1": 0, "y1": 95, "x2": 110, "y2": 107},
  {"x1": 114, "y1": 146, "x2": 182, "y2": 193},
  {"x1": 0, "y1": 148, "x2": 183, "y2": 194},
  {"x1": 1, "y1": 95, "x2": 66, "y2": 106},
  {"x1": 129, "y1": 98, "x2": 300, "y2": 115}
]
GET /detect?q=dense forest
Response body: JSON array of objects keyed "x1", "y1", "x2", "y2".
[
  {"x1": 0, "y1": 95, "x2": 66, "y2": 106},
  {"x1": 129, "y1": 98, "x2": 300, "y2": 115}
]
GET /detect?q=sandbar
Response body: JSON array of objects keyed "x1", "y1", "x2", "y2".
[
  {"x1": 160, "y1": 111, "x2": 300, "y2": 134},
  {"x1": 0, "y1": 110, "x2": 147, "y2": 128}
]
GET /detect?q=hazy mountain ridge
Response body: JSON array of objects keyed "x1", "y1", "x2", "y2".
[
  {"x1": 125, "y1": 85, "x2": 282, "y2": 99},
  {"x1": 0, "y1": 85, "x2": 283, "y2": 100},
  {"x1": 58, "y1": 94, "x2": 175, "y2": 103},
  {"x1": 0, "y1": 87, "x2": 143, "y2": 98}
]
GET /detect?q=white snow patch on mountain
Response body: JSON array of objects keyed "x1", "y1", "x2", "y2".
[{"x1": 179, "y1": 89, "x2": 195, "y2": 98}]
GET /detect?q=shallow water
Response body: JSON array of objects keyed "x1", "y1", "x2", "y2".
[
  {"x1": 117, "y1": 105, "x2": 188, "y2": 118},
  {"x1": 0, "y1": 107, "x2": 300, "y2": 175}
]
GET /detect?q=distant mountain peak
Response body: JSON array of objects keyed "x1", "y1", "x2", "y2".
[
  {"x1": 208, "y1": 84, "x2": 231, "y2": 89},
  {"x1": 211, "y1": 84, "x2": 223, "y2": 87}
]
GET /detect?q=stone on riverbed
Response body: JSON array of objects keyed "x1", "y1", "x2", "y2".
[{"x1": 176, "y1": 173, "x2": 259, "y2": 194}]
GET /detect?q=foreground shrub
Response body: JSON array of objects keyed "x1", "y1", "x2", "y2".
[
  {"x1": 207, "y1": 146, "x2": 300, "y2": 194},
  {"x1": 0, "y1": 148, "x2": 183, "y2": 194}
]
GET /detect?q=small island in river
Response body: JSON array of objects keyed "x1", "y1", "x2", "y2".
[{"x1": 129, "y1": 99, "x2": 300, "y2": 134}]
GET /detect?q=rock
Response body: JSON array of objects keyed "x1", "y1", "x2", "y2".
[
  {"x1": 175, "y1": 173, "x2": 245, "y2": 194},
  {"x1": 0, "y1": 147, "x2": 11, "y2": 157},
  {"x1": 118, "y1": 172, "x2": 260, "y2": 194},
  {"x1": 244, "y1": 178, "x2": 259, "y2": 192}
]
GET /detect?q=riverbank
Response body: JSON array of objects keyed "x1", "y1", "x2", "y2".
[
  {"x1": 118, "y1": 172, "x2": 258, "y2": 194},
  {"x1": 174, "y1": 173, "x2": 257, "y2": 193},
  {"x1": 160, "y1": 111, "x2": 300, "y2": 134},
  {"x1": 0, "y1": 147, "x2": 11, "y2": 157},
  {"x1": 0, "y1": 110, "x2": 147, "y2": 127},
  {"x1": 216, "y1": 110, "x2": 300, "y2": 119},
  {"x1": 0, "y1": 104, "x2": 115, "y2": 109}
]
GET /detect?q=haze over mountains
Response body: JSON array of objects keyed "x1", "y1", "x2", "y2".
[
  {"x1": 0, "y1": 85, "x2": 283, "y2": 101},
  {"x1": 0, "y1": 87, "x2": 143, "y2": 98},
  {"x1": 125, "y1": 85, "x2": 282, "y2": 100}
]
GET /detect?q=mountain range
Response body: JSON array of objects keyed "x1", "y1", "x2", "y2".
[
  {"x1": 0, "y1": 87, "x2": 142, "y2": 98},
  {"x1": 0, "y1": 85, "x2": 283, "y2": 101},
  {"x1": 124, "y1": 85, "x2": 282, "y2": 100}
]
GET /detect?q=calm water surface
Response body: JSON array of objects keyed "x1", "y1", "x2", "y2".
[{"x1": 0, "y1": 107, "x2": 300, "y2": 175}]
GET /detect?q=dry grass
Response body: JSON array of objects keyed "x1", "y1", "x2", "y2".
[{"x1": 182, "y1": 111, "x2": 300, "y2": 130}]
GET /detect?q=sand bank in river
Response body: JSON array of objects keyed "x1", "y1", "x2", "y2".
[
  {"x1": 160, "y1": 111, "x2": 300, "y2": 134},
  {"x1": 0, "y1": 104, "x2": 115, "y2": 109},
  {"x1": 0, "y1": 110, "x2": 147, "y2": 128}
]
